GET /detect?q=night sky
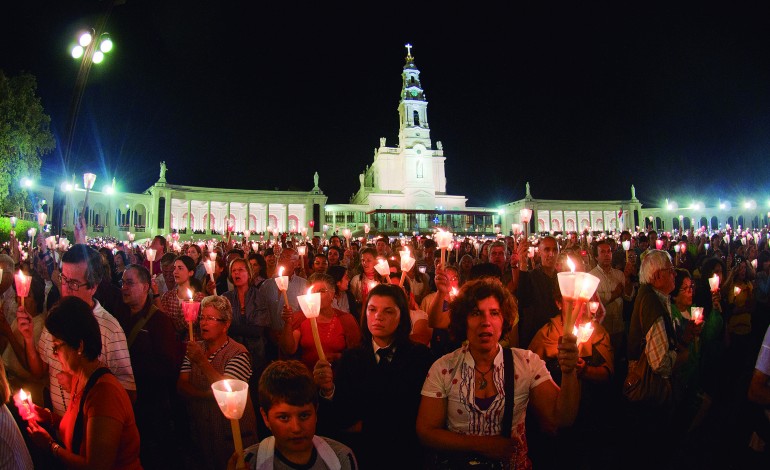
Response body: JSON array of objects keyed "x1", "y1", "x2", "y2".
[{"x1": 3, "y1": 2, "x2": 770, "y2": 209}]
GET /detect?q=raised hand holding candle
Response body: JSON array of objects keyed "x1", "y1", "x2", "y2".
[
  {"x1": 211, "y1": 379, "x2": 249, "y2": 467},
  {"x1": 14, "y1": 271, "x2": 31, "y2": 307},
  {"x1": 520, "y1": 208, "x2": 532, "y2": 236},
  {"x1": 82, "y1": 172, "x2": 96, "y2": 211},
  {"x1": 275, "y1": 267, "x2": 290, "y2": 306},
  {"x1": 181, "y1": 288, "x2": 200, "y2": 341},
  {"x1": 298, "y1": 287, "x2": 326, "y2": 362},
  {"x1": 709, "y1": 274, "x2": 720, "y2": 293}
]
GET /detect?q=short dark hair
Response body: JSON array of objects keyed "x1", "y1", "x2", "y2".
[
  {"x1": 468, "y1": 262, "x2": 502, "y2": 281},
  {"x1": 361, "y1": 284, "x2": 412, "y2": 348},
  {"x1": 449, "y1": 278, "x2": 516, "y2": 343},
  {"x1": 258, "y1": 360, "x2": 317, "y2": 412},
  {"x1": 46, "y1": 296, "x2": 102, "y2": 361},
  {"x1": 61, "y1": 244, "x2": 103, "y2": 287}
]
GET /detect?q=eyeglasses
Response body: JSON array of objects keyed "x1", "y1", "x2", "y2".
[
  {"x1": 200, "y1": 316, "x2": 227, "y2": 323},
  {"x1": 60, "y1": 274, "x2": 89, "y2": 291}
]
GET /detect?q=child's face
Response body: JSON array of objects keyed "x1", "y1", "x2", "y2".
[{"x1": 260, "y1": 402, "x2": 317, "y2": 455}]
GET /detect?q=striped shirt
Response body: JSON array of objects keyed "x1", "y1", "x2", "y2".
[
  {"x1": 180, "y1": 339, "x2": 252, "y2": 382},
  {"x1": 38, "y1": 300, "x2": 135, "y2": 416}
]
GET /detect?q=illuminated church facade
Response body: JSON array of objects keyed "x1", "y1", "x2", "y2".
[{"x1": 34, "y1": 46, "x2": 770, "y2": 240}]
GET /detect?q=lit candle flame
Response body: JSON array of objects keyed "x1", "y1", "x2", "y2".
[
  {"x1": 187, "y1": 288, "x2": 193, "y2": 300},
  {"x1": 567, "y1": 257, "x2": 576, "y2": 273}
]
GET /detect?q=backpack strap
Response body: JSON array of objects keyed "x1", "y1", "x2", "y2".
[
  {"x1": 71, "y1": 367, "x2": 112, "y2": 454},
  {"x1": 127, "y1": 304, "x2": 159, "y2": 347},
  {"x1": 500, "y1": 347, "x2": 515, "y2": 438}
]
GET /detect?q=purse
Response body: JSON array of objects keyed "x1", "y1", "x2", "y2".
[
  {"x1": 623, "y1": 308, "x2": 673, "y2": 406},
  {"x1": 430, "y1": 348, "x2": 515, "y2": 470}
]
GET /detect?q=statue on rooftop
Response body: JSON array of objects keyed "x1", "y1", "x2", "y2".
[
  {"x1": 313, "y1": 171, "x2": 320, "y2": 191},
  {"x1": 159, "y1": 161, "x2": 167, "y2": 182}
]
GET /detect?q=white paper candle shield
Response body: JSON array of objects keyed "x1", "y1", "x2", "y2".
[
  {"x1": 374, "y1": 259, "x2": 390, "y2": 277},
  {"x1": 690, "y1": 306, "x2": 704, "y2": 325},
  {"x1": 145, "y1": 248, "x2": 157, "y2": 262},
  {"x1": 275, "y1": 267, "x2": 289, "y2": 291},
  {"x1": 708, "y1": 274, "x2": 720, "y2": 292},
  {"x1": 297, "y1": 245, "x2": 307, "y2": 257},
  {"x1": 298, "y1": 289, "x2": 321, "y2": 319},
  {"x1": 520, "y1": 208, "x2": 532, "y2": 224},
  {"x1": 211, "y1": 379, "x2": 249, "y2": 420}
]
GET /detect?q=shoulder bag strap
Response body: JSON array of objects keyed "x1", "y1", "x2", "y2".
[
  {"x1": 127, "y1": 304, "x2": 159, "y2": 348},
  {"x1": 500, "y1": 347, "x2": 515, "y2": 438},
  {"x1": 71, "y1": 367, "x2": 112, "y2": 454}
]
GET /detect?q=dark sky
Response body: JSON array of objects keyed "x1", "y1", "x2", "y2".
[{"x1": 3, "y1": 2, "x2": 770, "y2": 209}]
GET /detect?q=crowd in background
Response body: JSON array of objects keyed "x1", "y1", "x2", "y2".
[{"x1": 0, "y1": 221, "x2": 769, "y2": 469}]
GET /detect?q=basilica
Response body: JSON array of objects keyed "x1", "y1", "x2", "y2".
[{"x1": 36, "y1": 46, "x2": 769, "y2": 240}]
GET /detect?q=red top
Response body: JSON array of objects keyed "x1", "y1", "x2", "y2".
[
  {"x1": 291, "y1": 308, "x2": 361, "y2": 370},
  {"x1": 59, "y1": 373, "x2": 142, "y2": 469}
]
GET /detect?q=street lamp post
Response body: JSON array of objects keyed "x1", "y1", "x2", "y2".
[{"x1": 53, "y1": 0, "x2": 121, "y2": 236}]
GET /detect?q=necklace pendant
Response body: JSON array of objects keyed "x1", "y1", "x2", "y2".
[{"x1": 479, "y1": 377, "x2": 487, "y2": 390}]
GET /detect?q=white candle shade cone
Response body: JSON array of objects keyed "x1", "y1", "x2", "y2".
[
  {"x1": 37, "y1": 212, "x2": 47, "y2": 226},
  {"x1": 182, "y1": 298, "x2": 200, "y2": 323},
  {"x1": 520, "y1": 208, "x2": 533, "y2": 224},
  {"x1": 342, "y1": 228, "x2": 351, "y2": 239},
  {"x1": 204, "y1": 259, "x2": 216, "y2": 275},
  {"x1": 734, "y1": 286, "x2": 742, "y2": 296},
  {"x1": 400, "y1": 250, "x2": 416, "y2": 272},
  {"x1": 557, "y1": 258, "x2": 579, "y2": 300},
  {"x1": 275, "y1": 267, "x2": 289, "y2": 291},
  {"x1": 709, "y1": 274, "x2": 720, "y2": 292},
  {"x1": 127, "y1": 232, "x2": 135, "y2": 242},
  {"x1": 704, "y1": 243, "x2": 710, "y2": 250},
  {"x1": 589, "y1": 301, "x2": 600, "y2": 314},
  {"x1": 622, "y1": 240, "x2": 631, "y2": 251},
  {"x1": 374, "y1": 259, "x2": 391, "y2": 277},
  {"x1": 512, "y1": 224, "x2": 521, "y2": 235},
  {"x1": 364, "y1": 224, "x2": 370, "y2": 234},
  {"x1": 655, "y1": 240, "x2": 664, "y2": 250},
  {"x1": 690, "y1": 306, "x2": 704, "y2": 325},
  {"x1": 573, "y1": 322, "x2": 594, "y2": 345},
  {"x1": 297, "y1": 245, "x2": 307, "y2": 257},
  {"x1": 10, "y1": 216, "x2": 17, "y2": 228},
  {"x1": 673, "y1": 244, "x2": 680, "y2": 253},
  {"x1": 211, "y1": 379, "x2": 250, "y2": 420},
  {"x1": 434, "y1": 230, "x2": 453, "y2": 249},
  {"x1": 145, "y1": 248, "x2": 157, "y2": 262},
  {"x1": 209, "y1": 252, "x2": 217, "y2": 261},
  {"x1": 528, "y1": 247, "x2": 535, "y2": 258},
  {"x1": 45, "y1": 236, "x2": 57, "y2": 250},
  {"x1": 83, "y1": 173, "x2": 97, "y2": 190},
  {"x1": 15, "y1": 271, "x2": 32, "y2": 298},
  {"x1": 59, "y1": 238, "x2": 70, "y2": 251},
  {"x1": 752, "y1": 259, "x2": 758, "y2": 269},
  {"x1": 575, "y1": 273, "x2": 601, "y2": 301},
  {"x1": 27, "y1": 228, "x2": 36, "y2": 239},
  {"x1": 301, "y1": 227, "x2": 308, "y2": 237},
  {"x1": 298, "y1": 288, "x2": 321, "y2": 319}
]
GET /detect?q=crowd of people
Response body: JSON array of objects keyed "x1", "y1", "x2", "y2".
[{"x1": 0, "y1": 221, "x2": 769, "y2": 469}]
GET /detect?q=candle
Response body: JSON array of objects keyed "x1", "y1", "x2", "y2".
[
  {"x1": 690, "y1": 306, "x2": 704, "y2": 325},
  {"x1": 127, "y1": 232, "x2": 135, "y2": 243},
  {"x1": 572, "y1": 322, "x2": 594, "y2": 346},
  {"x1": 622, "y1": 240, "x2": 631, "y2": 262},
  {"x1": 243, "y1": 229, "x2": 251, "y2": 240},
  {"x1": 734, "y1": 286, "x2": 742, "y2": 296},
  {"x1": 13, "y1": 389, "x2": 36, "y2": 421},
  {"x1": 301, "y1": 227, "x2": 308, "y2": 237},
  {"x1": 297, "y1": 287, "x2": 326, "y2": 362},
  {"x1": 181, "y1": 288, "x2": 200, "y2": 341},
  {"x1": 204, "y1": 259, "x2": 216, "y2": 283},
  {"x1": 655, "y1": 239, "x2": 664, "y2": 250},
  {"x1": 342, "y1": 228, "x2": 351, "y2": 243},
  {"x1": 752, "y1": 259, "x2": 758, "y2": 269},
  {"x1": 37, "y1": 211, "x2": 47, "y2": 227},
  {"x1": 374, "y1": 258, "x2": 391, "y2": 278},
  {"x1": 399, "y1": 248, "x2": 416, "y2": 287},
  {"x1": 146, "y1": 248, "x2": 157, "y2": 277},
  {"x1": 434, "y1": 231, "x2": 451, "y2": 269},
  {"x1": 588, "y1": 301, "x2": 600, "y2": 315},
  {"x1": 27, "y1": 227, "x2": 36, "y2": 240},
  {"x1": 211, "y1": 379, "x2": 249, "y2": 466},
  {"x1": 708, "y1": 274, "x2": 720, "y2": 292},
  {"x1": 10, "y1": 216, "x2": 17, "y2": 228},
  {"x1": 275, "y1": 267, "x2": 290, "y2": 307},
  {"x1": 449, "y1": 286, "x2": 459, "y2": 300},
  {"x1": 209, "y1": 251, "x2": 217, "y2": 262},
  {"x1": 297, "y1": 245, "x2": 307, "y2": 257},
  {"x1": 14, "y1": 271, "x2": 31, "y2": 307}
]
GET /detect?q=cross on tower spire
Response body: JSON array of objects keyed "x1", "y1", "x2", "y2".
[{"x1": 405, "y1": 43, "x2": 413, "y2": 58}]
